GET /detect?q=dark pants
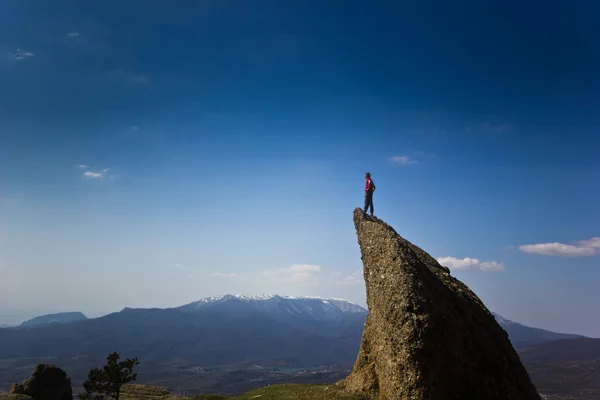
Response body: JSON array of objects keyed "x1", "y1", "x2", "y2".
[{"x1": 364, "y1": 191, "x2": 374, "y2": 215}]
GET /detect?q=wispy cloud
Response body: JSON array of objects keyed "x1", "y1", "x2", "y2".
[
  {"x1": 172, "y1": 263, "x2": 189, "y2": 271},
  {"x1": 437, "y1": 256, "x2": 505, "y2": 271},
  {"x1": 578, "y1": 238, "x2": 600, "y2": 249},
  {"x1": 130, "y1": 126, "x2": 140, "y2": 131},
  {"x1": 467, "y1": 122, "x2": 510, "y2": 134},
  {"x1": 210, "y1": 272, "x2": 241, "y2": 279},
  {"x1": 331, "y1": 270, "x2": 363, "y2": 285},
  {"x1": 83, "y1": 168, "x2": 110, "y2": 179},
  {"x1": 6, "y1": 49, "x2": 34, "y2": 61},
  {"x1": 483, "y1": 122, "x2": 509, "y2": 133},
  {"x1": 262, "y1": 264, "x2": 322, "y2": 285},
  {"x1": 389, "y1": 155, "x2": 418, "y2": 165},
  {"x1": 76, "y1": 164, "x2": 90, "y2": 169},
  {"x1": 107, "y1": 69, "x2": 149, "y2": 85},
  {"x1": 66, "y1": 32, "x2": 80, "y2": 38},
  {"x1": 519, "y1": 237, "x2": 600, "y2": 257}
]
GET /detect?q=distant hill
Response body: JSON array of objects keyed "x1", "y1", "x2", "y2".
[
  {"x1": 492, "y1": 312, "x2": 587, "y2": 348},
  {"x1": 518, "y1": 338, "x2": 600, "y2": 399},
  {"x1": 20, "y1": 312, "x2": 87, "y2": 327}
]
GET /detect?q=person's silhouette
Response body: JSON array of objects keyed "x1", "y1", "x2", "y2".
[{"x1": 364, "y1": 172, "x2": 375, "y2": 216}]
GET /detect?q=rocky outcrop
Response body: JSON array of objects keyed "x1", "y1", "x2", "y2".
[
  {"x1": 344, "y1": 208, "x2": 541, "y2": 399},
  {"x1": 7, "y1": 364, "x2": 72, "y2": 400}
]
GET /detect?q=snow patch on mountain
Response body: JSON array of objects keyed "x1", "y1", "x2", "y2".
[
  {"x1": 178, "y1": 294, "x2": 368, "y2": 318},
  {"x1": 492, "y1": 312, "x2": 516, "y2": 328}
]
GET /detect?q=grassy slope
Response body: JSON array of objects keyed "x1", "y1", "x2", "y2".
[
  {"x1": 233, "y1": 383, "x2": 369, "y2": 400},
  {"x1": 116, "y1": 383, "x2": 370, "y2": 400}
]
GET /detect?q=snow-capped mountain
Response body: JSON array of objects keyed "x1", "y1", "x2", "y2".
[
  {"x1": 492, "y1": 312, "x2": 586, "y2": 347},
  {"x1": 0, "y1": 294, "x2": 368, "y2": 370},
  {"x1": 492, "y1": 312, "x2": 516, "y2": 328},
  {"x1": 177, "y1": 294, "x2": 367, "y2": 321}
]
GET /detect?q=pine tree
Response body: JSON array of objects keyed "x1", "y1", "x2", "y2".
[{"x1": 79, "y1": 352, "x2": 139, "y2": 400}]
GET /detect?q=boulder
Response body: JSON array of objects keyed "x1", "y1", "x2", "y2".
[{"x1": 344, "y1": 208, "x2": 541, "y2": 399}]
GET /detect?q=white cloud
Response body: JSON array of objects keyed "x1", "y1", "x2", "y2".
[
  {"x1": 332, "y1": 270, "x2": 363, "y2": 285},
  {"x1": 76, "y1": 164, "x2": 90, "y2": 169},
  {"x1": 519, "y1": 237, "x2": 600, "y2": 257},
  {"x1": 390, "y1": 155, "x2": 418, "y2": 165},
  {"x1": 7, "y1": 49, "x2": 34, "y2": 61},
  {"x1": 262, "y1": 264, "x2": 321, "y2": 285},
  {"x1": 130, "y1": 126, "x2": 140, "y2": 131},
  {"x1": 172, "y1": 263, "x2": 188, "y2": 271},
  {"x1": 577, "y1": 237, "x2": 600, "y2": 249},
  {"x1": 83, "y1": 168, "x2": 110, "y2": 179},
  {"x1": 66, "y1": 32, "x2": 80, "y2": 38},
  {"x1": 210, "y1": 272, "x2": 241, "y2": 279},
  {"x1": 437, "y1": 257, "x2": 505, "y2": 272}
]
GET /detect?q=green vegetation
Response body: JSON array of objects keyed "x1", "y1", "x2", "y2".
[
  {"x1": 68, "y1": 353, "x2": 366, "y2": 399},
  {"x1": 117, "y1": 382, "x2": 369, "y2": 400},
  {"x1": 79, "y1": 352, "x2": 140, "y2": 400},
  {"x1": 233, "y1": 383, "x2": 369, "y2": 400},
  {"x1": 118, "y1": 384, "x2": 182, "y2": 399}
]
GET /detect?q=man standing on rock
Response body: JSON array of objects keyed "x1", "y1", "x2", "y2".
[{"x1": 364, "y1": 172, "x2": 375, "y2": 216}]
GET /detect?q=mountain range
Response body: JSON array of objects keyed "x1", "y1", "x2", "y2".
[
  {"x1": 491, "y1": 312, "x2": 587, "y2": 348},
  {"x1": 0, "y1": 295, "x2": 588, "y2": 365},
  {"x1": 1, "y1": 295, "x2": 588, "y2": 356},
  {"x1": 0, "y1": 295, "x2": 366, "y2": 368},
  {"x1": 0, "y1": 294, "x2": 597, "y2": 397}
]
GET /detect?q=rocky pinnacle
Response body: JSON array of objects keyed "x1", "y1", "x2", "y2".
[{"x1": 344, "y1": 208, "x2": 541, "y2": 400}]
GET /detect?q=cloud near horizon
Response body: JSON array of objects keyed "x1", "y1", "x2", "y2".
[
  {"x1": 330, "y1": 270, "x2": 363, "y2": 285},
  {"x1": 210, "y1": 272, "x2": 241, "y2": 279},
  {"x1": 519, "y1": 237, "x2": 600, "y2": 257},
  {"x1": 262, "y1": 264, "x2": 322, "y2": 285},
  {"x1": 437, "y1": 256, "x2": 505, "y2": 271}
]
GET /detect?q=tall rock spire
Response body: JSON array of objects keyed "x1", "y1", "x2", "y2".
[{"x1": 344, "y1": 208, "x2": 541, "y2": 399}]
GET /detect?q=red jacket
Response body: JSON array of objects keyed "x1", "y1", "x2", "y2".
[{"x1": 365, "y1": 178, "x2": 375, "y2": 192}]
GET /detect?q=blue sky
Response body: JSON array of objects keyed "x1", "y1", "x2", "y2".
[{"x1": 1, "y1": 1, "x2": 599, "y2": 336}]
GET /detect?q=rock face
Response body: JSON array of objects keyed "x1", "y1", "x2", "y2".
[
  {"x1": 344, "y1": 208, "x2": 541, "y2": 399},
  {"x1": 7, "y1": 364, "x2": 72, "y2": 400}
]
